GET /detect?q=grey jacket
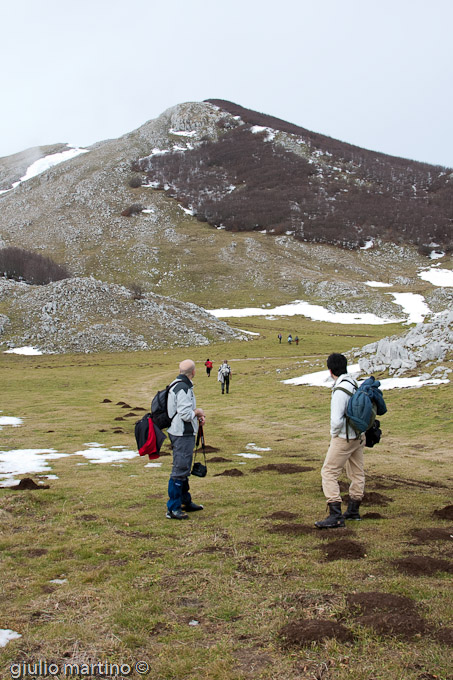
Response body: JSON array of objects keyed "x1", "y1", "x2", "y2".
[{"x1": 167, "y1": 374, "x2": 199, "y2": 437}]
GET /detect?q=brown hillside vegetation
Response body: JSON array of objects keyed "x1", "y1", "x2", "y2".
[{"x1": 134, "y1": 99, "x2": 453, "y2": 251}]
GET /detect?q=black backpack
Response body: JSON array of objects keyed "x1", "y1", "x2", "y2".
[{"x1": 150, "y1": 380, "x2": 181, "y2": 430}]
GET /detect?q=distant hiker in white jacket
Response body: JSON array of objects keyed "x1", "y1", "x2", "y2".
[{"x1": 217, "y1": 360, "x2": 232, "y2": 394}]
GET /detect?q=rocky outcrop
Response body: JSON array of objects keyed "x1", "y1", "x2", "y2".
[
  {"x1": 0, "y1": 277, "x2": 246, "y2": 354},
  {"x1": 354, "y1": 310, "x2": 453, "y2": 377}
]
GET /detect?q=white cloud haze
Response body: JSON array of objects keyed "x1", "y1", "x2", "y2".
[{"x1": 1, "y1": 0, "x2": 453, "y2": 167}]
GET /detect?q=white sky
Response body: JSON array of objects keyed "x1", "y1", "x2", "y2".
[{"x1": 1, "y1": 0, "x2": 453, "y2": 167}]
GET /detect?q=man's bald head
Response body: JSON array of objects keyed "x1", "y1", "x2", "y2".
[{"x1": 179, "y1": 359, "x2": 196, "y2": 377}]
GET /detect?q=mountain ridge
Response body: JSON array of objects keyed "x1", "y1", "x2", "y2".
[{"x1": 0, "y1": 100, "x2": 452, "y2": 355}]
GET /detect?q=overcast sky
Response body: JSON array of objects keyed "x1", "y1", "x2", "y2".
[{"x1": 2, "y1": 0, "x2": 452, "y2": 167}]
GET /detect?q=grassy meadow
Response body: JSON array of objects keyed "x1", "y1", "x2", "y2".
[{"x1": 1, "y1": 314, "x2": 452, "y2": 680}]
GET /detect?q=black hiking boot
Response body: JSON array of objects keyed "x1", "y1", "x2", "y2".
[
  {"x1": 182, "y1": 502, "x2": 204, "y2": 512},
  {"x1": 315, "y1": 502, "x2": 345, "y2": 529},
  {"x1": 342, "y1": 499, "x2": 362, "y2": 520}
]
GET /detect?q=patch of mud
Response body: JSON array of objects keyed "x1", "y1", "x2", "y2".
[
  {"x1": 150, "y1": 622, "x2": 171, "y2": 636},
  {"x1": 410, "y1": 528, "x2": 453, "y2": 543},
  {"x1": 264, "y1": 511, "x2": 298, "y2": 520},
  {"x1": 433, "y1": 505, "x2": 453, "y2": 520},
  {"x1": 140, "y1": 550, "x2": 163, "y2": 559},
  {"x1": 322, "y1": 539, "x2": 367, "y2": 561},
  {"x1": 233, "y1": 647, "x2": 273, "y2": 676},
  {"x1": 251, "y1": 463, "x2": 315, "y2": 474},
  {"x1": 268, "y1": 523, "x2": 315, "y2": 536},
  {"x1": 392, "y1": 555, "x2": 453, "y2": 575},
  {"x1": 214, "y1": 469, "x2": 244, "y2": 477},
  {"x1": 362, "y1": 512, "x2": 386, "y2": 519},
  {"x1": 280, "y1": 618, "x2": 353, "y2": 647},
  {"x1": 24, "y1": 548, "x2": 48, "y2": 557},
  {"x1": 9, "y1": 478, "x2": 49, "y2": 490},
  {"x1": 196, "y1": 545, "x2": 234, "y2": 555},
  {"x1": 371, "y1": 475, "x2": 447, "y2": 490},
  {"x1": 115, "y1": 529, "x2": 153, "y2": 539},
  {"x1": 208, "y1": 456, "x2": 231, "y2": 463}
]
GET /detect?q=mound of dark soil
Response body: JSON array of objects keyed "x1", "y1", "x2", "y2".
[
  {"x1": 345, "y1": 591, "x2": 427, "y2": 640},
  {"x1": 433, "y1": 505, "x2": 453, "y2": 520},
  {"x1": 114, "y1": 416, "x2": 125, "y2": 421},
  {"x1": 10, "y1": 478, "x2": 49, "y2": 490},
  {"x1": 410, "y1": 528, "x2": 453, "y2": 542},
  {"x1": 392, "y1": 555, "x2": 453, "y2": 576},
  {"x1": 358, "y1": 611, "x2": 426, "y2": 638},
  {"x1": 265, "y1": 511, "x2": 298, "y2": 520},
  {"x1": 208, "y1": 457, "x2": 231, "y2": 463},
  {"x1": 214, "y1": 469, "x2": 244, "y2": 477},
  {"x1": 346, "y1": 591, "x2": 417, "y2": 614},
  {"x1": 251, "y1": 464, "x2": 314, "y2": 474},
  {"x1": 280, "y1": 618, "x2": 353, "y2": 647},
  {"x1": 345, "y1": 491, "x2": 393, "y2": 506},
  {"x1": 268, "y1": 523, "x2": 315, "y2": 536},
  {"x1": 435, "y1": 627, "x2": 453, "y2": 646},
  {"x1": 102, "y1": 398, "x2": 112, "y2": 403},
  {"x1": 202, "y1": 445, "x2": 220, "y2": 453},
  {"x1": 323, "y1": 539, "x2": 367, "y2": 561},
  {"x1": 362, "y1": 512, "x2": 385, "y2": 519},
  {"x1": 133, "y1": 406, "x2": 146, "y2": 411},
  {"x1": 121, "y1": 404, "x2": 132, "y2": 409}
]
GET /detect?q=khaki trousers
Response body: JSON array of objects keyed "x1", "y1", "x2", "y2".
[{"x1": 321, "y1": 435, "x2": 365, "y2": 503}]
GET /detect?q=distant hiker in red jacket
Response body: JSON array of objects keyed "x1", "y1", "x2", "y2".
[{"x1": 205, "y1": 359, "x2": 213, "y2": 377}]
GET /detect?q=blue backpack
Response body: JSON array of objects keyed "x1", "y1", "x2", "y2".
[{"x1": 334, "y1": 376, "x2": 387, "y2": 440}]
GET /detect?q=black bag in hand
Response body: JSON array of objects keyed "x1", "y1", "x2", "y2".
[
  {"x1": 192, "y1": 426, "x2": 207, "y2": 477},
  {"x1": 365, "y1": 419, "x2": 381, "y2": 448}
]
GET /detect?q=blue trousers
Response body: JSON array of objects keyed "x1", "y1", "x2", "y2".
[{"x1": 167, "y1": 435, "x2": 195, "y2": 512}]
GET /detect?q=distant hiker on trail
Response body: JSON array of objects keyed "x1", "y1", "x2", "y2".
[
  {"x1": 315, "y1": 353, "x2": 365, "y2": 529},
  {"x1": 218, "y1": 360, "x2": 232, "y2": 394},
  {"x1": 295, "y1": 336, "x2": 299, "y2": 346},
  {"x1": 287, "y1": 334, "x2": 293, "y2": 345},
  {"x1": 278, "y1": 333, "x2": 282, "y2": 343},
  {"x1": 205, "y1": 359, "x2": 213, "y2": 377},
  {"x1": 166, "y1": 359, "x2": 206, "y2": 520}
]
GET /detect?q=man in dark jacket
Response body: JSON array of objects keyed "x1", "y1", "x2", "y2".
[{"x1": 166, "y1": 360, "x2": 206, "y2": 520}]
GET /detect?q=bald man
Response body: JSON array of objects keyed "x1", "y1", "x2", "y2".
[{"x1": 166, "y1": 359, "x2": 206, "y2": 520}]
